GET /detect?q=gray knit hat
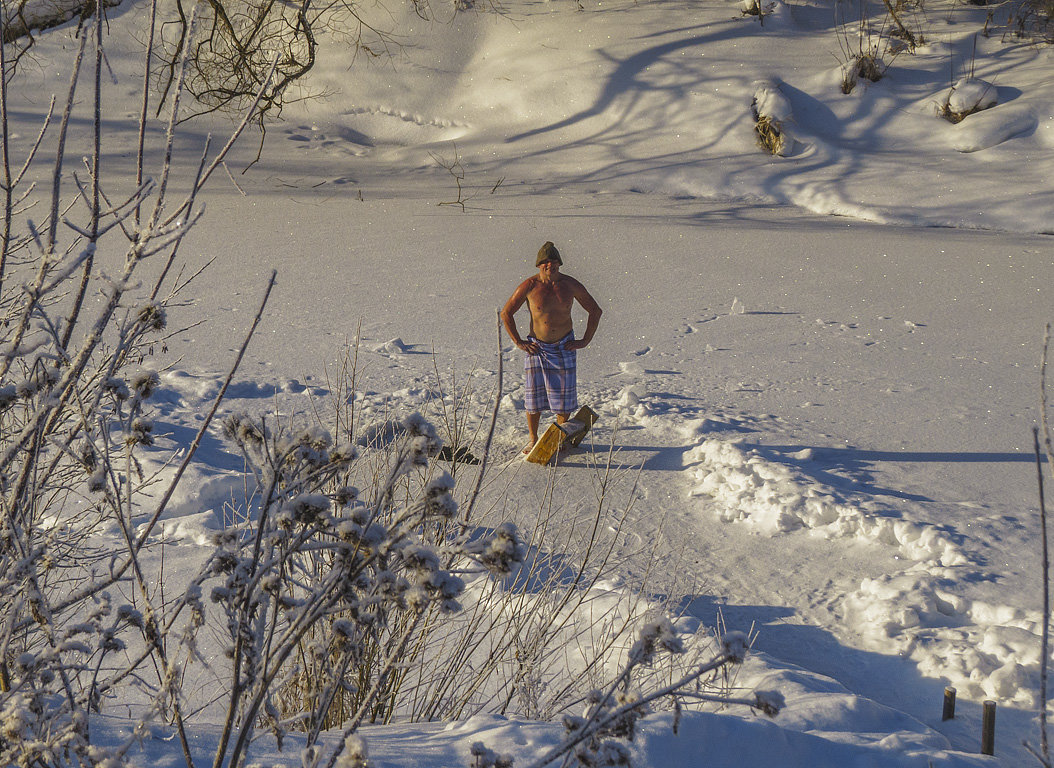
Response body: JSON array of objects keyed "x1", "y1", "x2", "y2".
[{"x1": 536, "y1": 241, "x2": 562, "y2": 266}]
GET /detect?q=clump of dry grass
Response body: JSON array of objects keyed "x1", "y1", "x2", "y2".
[
  {"x1": 1004, "y1": 0, "x2": 1054, "y2": 42},
  {"x1": 751, "y1": 84, "x2": 793, "y2": 156},
  {"x1": 841, "y1": 51, "x2": 886, "y2": 93},
  {"x1": 753, "y1": 111, "x2": 786, "y2": 155}
]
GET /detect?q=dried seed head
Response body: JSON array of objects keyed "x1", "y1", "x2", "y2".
[
  {"x1": 126, "y1": 418, "x2": 154, "y2": 447},
  {"x1": 104, "y1": 377, "x2": 131, "y2": 401},
  {"x1": 131, "y1": 370, "x2": 160, "y2": 399},
  {"x1": 137, "y1": 302, "x2": 167, "y2": 331}
]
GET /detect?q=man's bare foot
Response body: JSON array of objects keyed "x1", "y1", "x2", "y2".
[{"x1": 522, "y1": 440, "x2": 537, "y2": 455}]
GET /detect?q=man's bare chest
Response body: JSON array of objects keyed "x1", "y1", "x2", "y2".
[{"x1": 527, "y1": 281, "x2": 574, "y2": 312}]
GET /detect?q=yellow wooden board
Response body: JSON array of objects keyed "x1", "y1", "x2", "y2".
[
  {"x1": 565, "y1": 405, "x2": 599, "y2": 447},
  {"x1": 524, "y1": 406, "x2": 598, "y2": 465},
  {"x1": 524, "y1": 422, "x2": 566, "y2": 465}
]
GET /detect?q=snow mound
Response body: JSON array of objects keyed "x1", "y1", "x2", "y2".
[
  {"x1": 943, "y1": 78, "x2": 998, "y2": 117},
  {"x1": 752, "y1": 81, "x2": 800, "y2": 157},
  {"x1": 374, "y1": 337, "x2": 409, "y2": 354},
  {"x1": 845, "y1": 568, "x2": 1043, "y2": 706},
  {"x1": 686, "y1": 438, "x2": 964, "y2": 566},
  {"x1": 952, "y1": 106, "x2": 1038, "y2": 153}
]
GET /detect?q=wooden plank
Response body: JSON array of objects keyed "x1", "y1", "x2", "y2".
[
  {"x1": 524, "y1": 405, "x2": 599, "y2": 464},
  {"x1": 565, "y1": 406, "x2": 598, "y2": 447},
  {"x1": 524, "y1": 422, "x2": 566, "y2": 464}
]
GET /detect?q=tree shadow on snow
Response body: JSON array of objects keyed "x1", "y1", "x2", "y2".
[
  {"x1": 747, "y1": 442, "x2": 1045, "y2": 504},
  {"x1": 681, "y1": 593, "x2": 1040, "y2": 761}
]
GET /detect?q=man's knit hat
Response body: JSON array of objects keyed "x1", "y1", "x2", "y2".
[{"x1": 536, "y1": 241, "x2": 562, "y2": 266}]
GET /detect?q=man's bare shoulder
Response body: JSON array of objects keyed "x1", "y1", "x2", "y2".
[{"x1": 513, "y1": 275, "x2": 539, "y2": 295}]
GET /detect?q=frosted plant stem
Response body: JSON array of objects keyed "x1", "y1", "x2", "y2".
[
  {"x1": 135, "y1": 0, "x2": 160, "y2": 228},
  {"x1": 44, "y1": 23, "x2": 87, "y2": 255},
  {"x1": 1034, "y1": 426, "x2": 1050, "y2": 767},
  {"x1": 110, "y1": 444, "x2": 197, "y2": 768},
  {"x1": 58, "y1": 1, "x2": 104, "y2": 350},
  {"x1": 1042, "y1": 324, "x2": 1053, "y2": 486},
  {"x1": 1041, "y1": 324, "x2": 1053, "y2": 765},
  {"x1": 460, "y1": 310, "x2": 504, "y2": 526},
  {"x1": 142, "y1": 3, "x2": 199, "y2": 235}
]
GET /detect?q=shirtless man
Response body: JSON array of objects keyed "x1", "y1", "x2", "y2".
[{"x1": 501, "y1": 241, "x2": 602, "y2": 452}]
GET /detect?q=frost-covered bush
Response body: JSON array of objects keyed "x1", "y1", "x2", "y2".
[
  {"x1": 740, "y1": 0, "x2": 792, "y2": 26},
  {"x1": 841, "y1": 51, "x2": 886, "y2": 93},
  {"x1": 833, "y1": 3, "x2": 908, "y2": 95},
  {"x1": 210, "y1": 411, "x2": 526, "y2": 765},
  {"x1": 508, "y1": 628, "x2": 782, "y2": 768},
  {"x1": 0, "y1": 7, "x2": 269, "y2": 767}
]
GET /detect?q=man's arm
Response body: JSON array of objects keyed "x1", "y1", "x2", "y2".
[
  {"x1": 501, "y1": 279, "x2": 540, "y2": 354},
  {"x1": 567, "y1": 281, "x2": 602, "y2": 351}
]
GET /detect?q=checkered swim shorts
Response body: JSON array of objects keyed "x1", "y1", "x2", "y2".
[{"x1": 524, "y1": 332, "x2": 578, "y2": 414}]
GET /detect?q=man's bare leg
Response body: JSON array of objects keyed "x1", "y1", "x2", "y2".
[{"x1": 525, "y1": 411, "x2": 542, "y2": 453}]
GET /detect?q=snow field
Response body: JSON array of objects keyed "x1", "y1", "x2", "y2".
[
  {"x1": 5, "y1": 0, "x2": 1052, "y2": 759},
  {"x1": 124, "y1": 360, "x2": 1006, "y2": 764}
]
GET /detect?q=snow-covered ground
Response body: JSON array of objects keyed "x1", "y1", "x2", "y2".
[{"x1": 5, "y1": 0, "x2": 1053, "y2": 764}]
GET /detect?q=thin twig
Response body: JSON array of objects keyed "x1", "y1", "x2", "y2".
[
  {"x1": 460, "y1": 309, "x2": 504, "y2": 526},
  {"x1": 1036, "y1": 426, "x2": 1050, "y2": 766}
]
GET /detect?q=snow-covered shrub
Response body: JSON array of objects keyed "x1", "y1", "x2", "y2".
[
  {"x1": 937, "y1": 77, "x2": 998, "y2": 123},
  {"x1": 751, "y1": 82, "x2": 794, "y2": 156},
  {"x1": 841, "y1": 51, "x2": 886, "y2": 93},
  {"x1": 264, "y1": 364, "x2": 719, "y2": 730},
  {"x1": 833, "y1": 3, "x2": 910, "y2": 94},
  {"x1": 740, "y1": 0, "x2": 775, "y2": 21},
  {"x1": 740, "y1": 0, "x2": 792, "y2": 26},
  {"x1": 508, "y1": 628, "x2": 782, "y2": 768},
  {"x1": 211, "y1": 410, "x2": 527, "y2": 764}
]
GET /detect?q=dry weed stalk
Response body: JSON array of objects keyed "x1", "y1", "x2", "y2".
[{"x1": 0, "y1": 3, "x2": 274, "y2": 766}]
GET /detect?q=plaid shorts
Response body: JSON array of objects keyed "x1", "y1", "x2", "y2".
[{"x1": 524, "y1": 332, "x2": 578, "y2": 414}]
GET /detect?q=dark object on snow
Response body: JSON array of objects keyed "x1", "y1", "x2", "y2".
[
  {"x1": 942, "y1": 686, "x2": 956, "y2": 721},
  {"x1": 981, "y1": 699, "x2": 996, "y2": 755},
  {"x1": 437, "y1": 445, "x2": 480, "y2": 465}
]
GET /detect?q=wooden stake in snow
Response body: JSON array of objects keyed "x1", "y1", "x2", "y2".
[
  {"x1": 981, "y1": 700, "x2": 996, "y2": 755},
  {"x1": 942, "y1": 687, "x2": 956, "y2": 721}
]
